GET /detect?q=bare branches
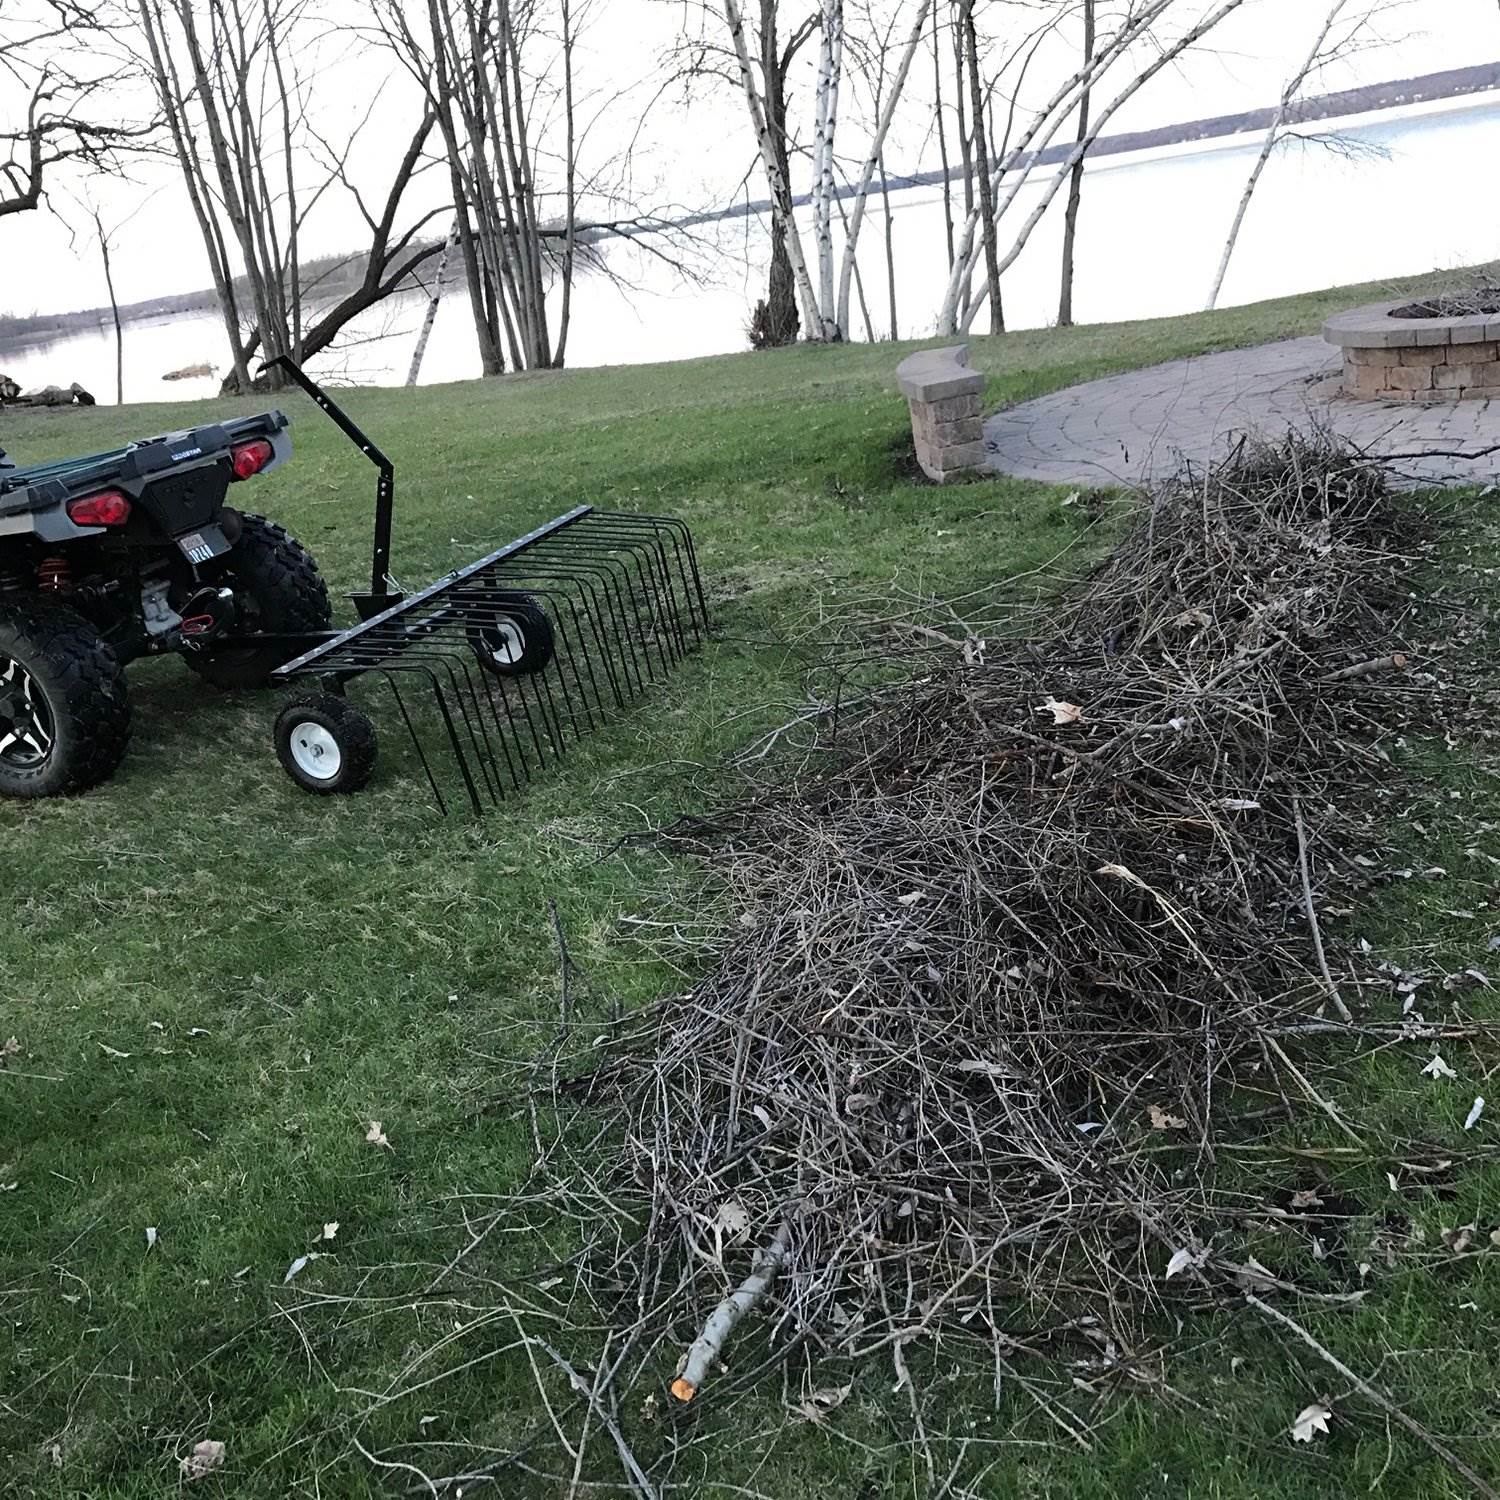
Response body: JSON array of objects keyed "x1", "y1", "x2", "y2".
[{"x1": 0, "y1": 2, "x2": 155, "y2": 219}]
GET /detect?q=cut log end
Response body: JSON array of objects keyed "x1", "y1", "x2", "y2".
[{"x1": 669, "y1": 1377, "x2": 697, "y2": 1403}]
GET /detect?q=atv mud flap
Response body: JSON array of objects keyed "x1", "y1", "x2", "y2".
[{"x1": 272, "y1": 505, "x2": 708, "y2": 814}]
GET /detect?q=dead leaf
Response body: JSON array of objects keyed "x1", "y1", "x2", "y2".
[
  {"x1": 1289, "y1": 1188, "x2": 1324, "y2": 1210},
  {"x1": 318, "y1": 1221, "x2": 340, "y2": 1243},
  {"x1": 1290, "y1": 1400, "x2": 1332, "y2": 1443},
  {"x1": 0, "y1": 1036, "x2": 20, "y2": 1067},
  {"x1": 99, "y1": 1043, "x2": 131, "y2": 1060},
  {"x1": 364, "y1": 1121, "x2": 392, "y2": 1150},
  {"x1": 181, "y1": 1439, "x2": 226, "y2": 1481},
  {"x1": 284, "y1": 1253, "x2": 321, "y2": 1284},
  {"x1": 1165, "y1": 1246, "x2": 1204, "y2": 1280},
  {"x1": 896, "y1": 890, "x2": 924, "y2": 906},
  {"x1": 1421, "y1": 1053, "x2": 1457, "y2": 1080},
  {"x1": 1465, "y1": 1097, "x2": 1485, "y2": 1130},
  {"x1": 1442, "y1": 1223, "x2": 1476, "y2": 1254},
  {"x1": 1148, "y1": 1104, "x2": 1187, "y2": 1131},
  {"x1": 713, "y1": 1200, "x2": 750, "y2": 1248},
  {"x1": 794, "y1": 1383, "x2": 852, "y2": 1423},
  {"x1": 1039, "y1": 696, "x2": 1084, "y2": 726},
  {"x1": 144, "y1": 1226, "x2": 158, "y2": 1251}
]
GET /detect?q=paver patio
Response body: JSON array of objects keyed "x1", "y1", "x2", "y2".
[{"x1": 983, "y1": 336, "x2": 1500, "y2": 488}]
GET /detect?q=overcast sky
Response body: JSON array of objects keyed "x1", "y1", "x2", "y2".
[{"x1": 2, "y1": 0, "x2": 1494, "y2": 322}]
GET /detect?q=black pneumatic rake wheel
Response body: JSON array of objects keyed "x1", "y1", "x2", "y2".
[
  {"x1": 275, "y1": 693, "x2": 377, "y2": 795},
  {"x1": 188, "y1": 514, "x2": 333, "y2": 689},
  {"x1": 0, "y1": 598, "x2": 130, "y2": 798},
  {"x1": 467, "y1": 593, "x2": 555, "y2": 678}
]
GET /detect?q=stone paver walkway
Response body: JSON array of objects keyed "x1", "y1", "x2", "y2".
[{"x1": 983, "y1": 337, "x2": 1500, "y2": 489}]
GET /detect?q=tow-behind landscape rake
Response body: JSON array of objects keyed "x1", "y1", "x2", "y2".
[
  {"x1": 264, "y1": 359, "x2": 710, "y2": 813},
  {"x1": 0, "y1": 357, "x2": 706, "y2": 810}
]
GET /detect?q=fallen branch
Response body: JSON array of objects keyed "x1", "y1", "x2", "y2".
[
  {"x1": 1244, "y1": 1293, "x2": 1500, "y2": 1500},
  {"x1": 670, "y1": 1219, "x2": 794, "y2": 1402}
]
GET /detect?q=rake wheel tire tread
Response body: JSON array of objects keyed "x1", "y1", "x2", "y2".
[
  {"x1": 469, "y1": 594, "x2": 555, "y2": 678},
  {"x1": 275, "y1": 693, "x2": 377, "y2": 796},
  {"x1": 0, "y1": 597, "x2": 130, "y2": 799}
]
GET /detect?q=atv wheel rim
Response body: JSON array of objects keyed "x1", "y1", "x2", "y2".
[
  {"x1": 486, "y1": 618, "x2": 525, "y2": 666},
  {"x1": 288, "y1": 722, "x2": 342, "y2": 781},
  {"x1": 0, "y1": 657, "x2": 54, "y2": 768}
]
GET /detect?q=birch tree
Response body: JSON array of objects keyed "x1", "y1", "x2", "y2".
[
  {"x1": 938, "y1": 0, "x2": 1246, "y2": 335},
  {"x1": 722, "y1": 0, "x2": 932, "y2": 342},
  {"x1": 1205, "y1": 0, "x2": 1393, "y2": 310}
]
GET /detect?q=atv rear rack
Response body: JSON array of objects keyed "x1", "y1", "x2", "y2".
[{"x1": 264, "y1": 360, "x2": 709, "y2": 814}]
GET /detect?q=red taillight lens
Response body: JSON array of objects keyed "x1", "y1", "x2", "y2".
[
  {"x1": 231, "y1": 439, "x2": 273, "y2": 480},
  {"x1": 66, "y1": 490, "x2": 132, "y2": 527}
]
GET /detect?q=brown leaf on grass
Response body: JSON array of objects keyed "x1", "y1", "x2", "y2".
[
  {"x1": 1289, "y1": 1189, "x2": 1324, "y2": 1210},
  {"x1": 181, "y1": 1439, "x2": 226, "y2": 1481},
  {"x1": 794, "y1": 1383, "x2": 852, "y2": 1423},
  {"x1": 1039, "y1": 696, "x2": 1084, "y2": 726},
  {"x1": 0, "y1": 1037, "x2": 20, "y2": 1068},
  {"x1": 363, "y1": 1121, "x2": 392, "y2": 1151},
  {"x1": 1147, "y1": 1104, "x2": 1187, "y2": 1131},
  {"x1": 1442, "y1": 1223, "x2": 1476, "y2": 1254}
]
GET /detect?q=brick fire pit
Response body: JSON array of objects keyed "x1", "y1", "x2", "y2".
[{"x1": 1323, "y1": 298, "x2": 1500, "y2": 402}]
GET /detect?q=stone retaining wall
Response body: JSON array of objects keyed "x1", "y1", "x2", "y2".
[
  {"x1": 1324, "y1": 300, "x2": 1500, "y2": 402},
  {"x1": 896, "y1": 345, "x2": 986, "y2": 482}
]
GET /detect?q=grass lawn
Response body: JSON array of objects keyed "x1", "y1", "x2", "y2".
[{"x1": 3, "y1": 265, "x2": 1499, "y2": 1497}]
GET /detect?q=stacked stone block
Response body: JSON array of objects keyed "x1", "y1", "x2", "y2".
[
  {"x1": 896, "y1": 345, "x2": 986, "y2": 482},
  {"x1": 1324, "y1": 301, "x2": 1500, "y2": 402}
]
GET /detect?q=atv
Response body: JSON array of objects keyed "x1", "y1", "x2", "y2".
[{"x1": 0, "y1": 412, "x2": 331, "y2": 798}]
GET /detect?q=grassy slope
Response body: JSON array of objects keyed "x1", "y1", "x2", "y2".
[{"x1": 2, "y1": 266, "x2": 1497, "y2": 1497}]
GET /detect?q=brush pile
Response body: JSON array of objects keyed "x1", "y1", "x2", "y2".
[{"x1": 564, "y1": 434, "x2": 1438, "y2": 1409}]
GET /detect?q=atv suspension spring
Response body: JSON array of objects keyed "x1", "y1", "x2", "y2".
[{"x1": 36, "y1": 556, "x2": 71, "y2": 593}]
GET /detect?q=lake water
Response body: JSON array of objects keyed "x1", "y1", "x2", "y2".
[{"x1": 4, "y1": 95, "x2": 1497, "y2": 406}]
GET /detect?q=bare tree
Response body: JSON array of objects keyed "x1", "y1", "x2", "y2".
[
  {"x1": 132, "y1": 0, "x2": 442, "y2": 391},
  {"x1": 938, "y1": 0, "x2": 1247, "y2": 335},
  {"x1": 1205, "y1": 0, "x2": 1394, "y2": 310},
  {"x1": 1, "y1": 1, "x2": 153, "y2": 219},
  {"x1": 1056, "y1": 0, "x2": 1093, "y2": 327}
]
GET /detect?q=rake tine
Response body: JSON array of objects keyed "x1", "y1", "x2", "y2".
[{"x1": 379, "y1": 669, "x2": 450, "y2": 816}]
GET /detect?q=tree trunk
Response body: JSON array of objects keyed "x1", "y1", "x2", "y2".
[
  {"x1": 960, "y1": 0, "x2": 1002, "y2": 334},
  {"x1": 761, "y1": 3, "x2": 800, "y2": 345},
  {"x1": 92, "y1": 210, "x2": 124, "y2": 404},
  {"x1": 1057, "y1": 0, "x2": 1094, "y2": 328}
]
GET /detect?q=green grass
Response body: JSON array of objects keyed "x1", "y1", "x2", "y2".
[{"x1": 3, "y1": 265, "x2": 1499, "y2": 1497}]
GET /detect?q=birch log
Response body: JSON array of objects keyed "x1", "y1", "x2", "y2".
[{"x1": 669, "y1": 1220, "x2": 794, "y2": 1401}]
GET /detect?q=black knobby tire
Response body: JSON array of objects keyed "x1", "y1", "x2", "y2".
[
  {"x1": 468, "y1": 594, "x2": 555, "y2": 678},
  {"x1": 274, "y1": 693, "x2": 377, "y2": 795},
  {"x1": 0, "y1": 597, "x2": 130, "y2": 799},
  {"x1": 187, "y1": 514, "x2": 332, "y2": 689}
]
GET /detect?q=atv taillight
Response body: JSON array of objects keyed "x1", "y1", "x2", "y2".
[
  {"x1": 230, "y1": 439, "x2": 273, "y2": 480},
  {"x1": 66, "y1": 490, "x2": 132, "y2": 527}
]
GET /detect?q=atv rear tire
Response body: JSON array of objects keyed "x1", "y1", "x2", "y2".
[
  {"x1": 187, "y1": 514, "x2": 332, "y2": 689},
  {"x1": 0, "y1": 597, "x2": 130, "y2": 798}
]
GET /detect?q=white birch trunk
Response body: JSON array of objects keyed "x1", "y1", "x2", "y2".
[
  {"x1": 955, "y1": 0, "x2": 1248, "y2": 334},
  {"x1": 406, "y1": 216, "x2": 461, "y2": 387},
  {"x1": 1205, "y1": 0, "x2": 1351, "y2": 310},
  {"x1": 936, "y1": 0, "x2": 1177, "y2": 334},
  {"x1": 723, "y1": 0, "x2": 824, "y2": 339},
  {"x1": 834, "y1": 0, "x2": 932, "y2": 339},
  {"x1": 811, "y1": 0, "x2": 844, "y2": 339}
]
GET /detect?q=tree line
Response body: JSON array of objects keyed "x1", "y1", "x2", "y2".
[{"x1": 1, "y1": 0, "x2": 1398, "y2": 394}]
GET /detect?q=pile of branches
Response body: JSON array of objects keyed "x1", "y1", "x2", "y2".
[{"x1": 563, "y1": 433, "x2": 1438, "y2": 1400}]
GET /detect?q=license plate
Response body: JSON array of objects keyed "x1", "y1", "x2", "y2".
[{"x1": 176, "y1": 524, "x2": 229, "y2": 565}]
